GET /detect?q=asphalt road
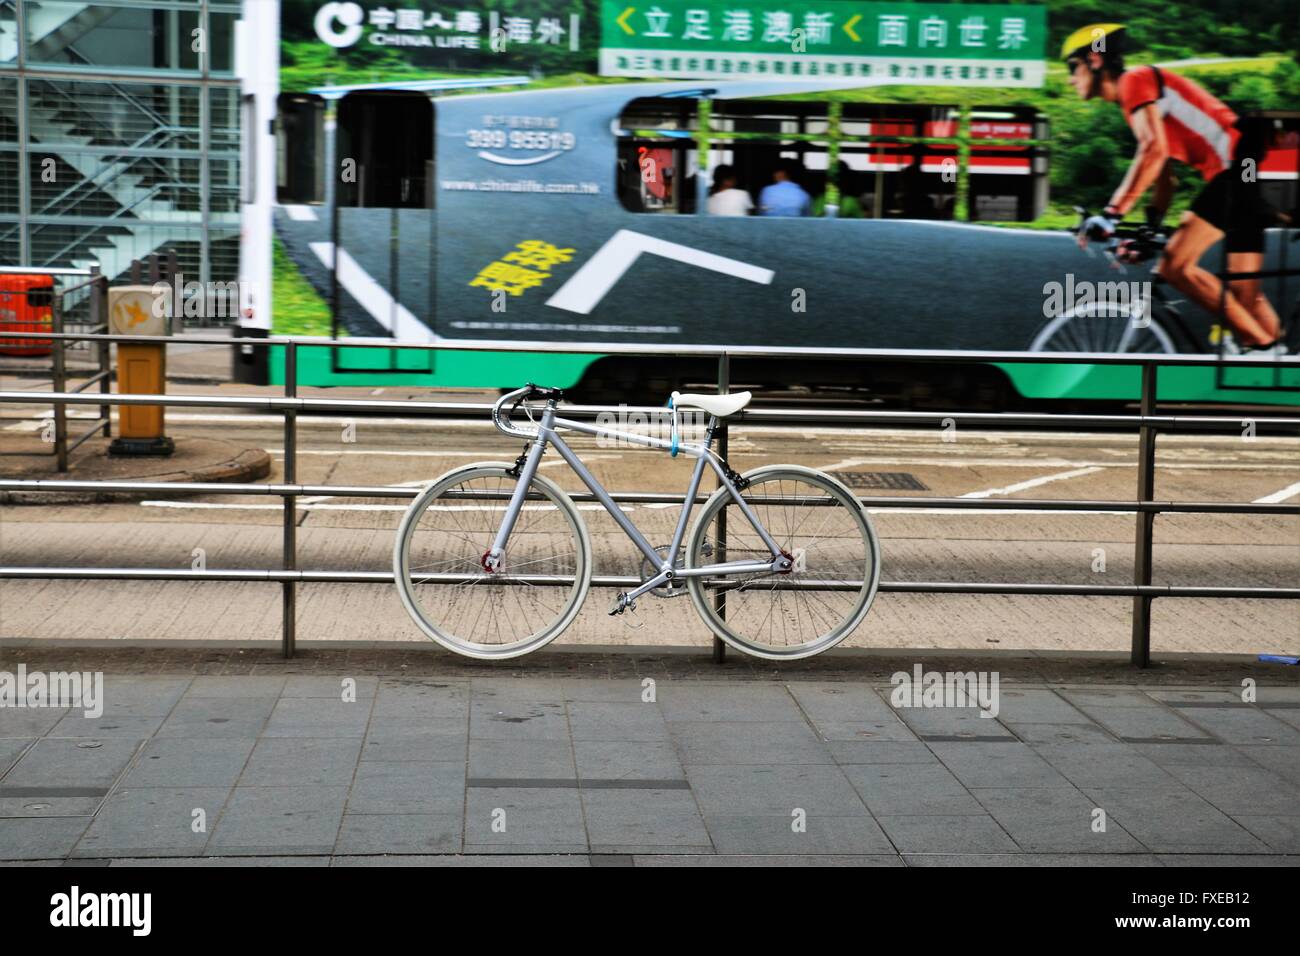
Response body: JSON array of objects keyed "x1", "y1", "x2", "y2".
[{"x1": 2, "y1": 383, "x2": 1298, "y2": 656}]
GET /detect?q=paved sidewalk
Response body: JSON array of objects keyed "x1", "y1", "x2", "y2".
[{"x1": 1, "y1": 656, "x2": 1298, "y2": 865}]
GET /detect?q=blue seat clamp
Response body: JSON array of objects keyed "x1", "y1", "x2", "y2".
[{"x1": 668, "y1": 396, "x2": 679, "y2": 457}]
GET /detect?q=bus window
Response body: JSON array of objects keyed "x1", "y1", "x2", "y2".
[
  {"x1": 276, "y1": 94, "x2": 325, "y2": 205},
  {"x1": 709, "y1": 100, "x2": 829, "y2": 214},
  {"x1": 1251, "y1": 112, "x2": 1299, "y2": 221},
  {"x1": 617, "y1": 98, "x2": 699, "y2": 213},
  {"x1": 337, "y1": 92, "x2": 434, "y2": 209},
  {"x1": 841, "y1": 104, "x2": 957, "y2": 220},
  {"x1": 965, "y1": 107, "x2": 1049, "y2": 222}
]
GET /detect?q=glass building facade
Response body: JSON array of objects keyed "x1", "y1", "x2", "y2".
[{"x1": 0, "y1": 0, "x2": 242, "y2": 301}]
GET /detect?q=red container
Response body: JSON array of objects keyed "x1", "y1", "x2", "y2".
[{"x1": 0, "y1": 274, "x2": 55, "y2": 356}]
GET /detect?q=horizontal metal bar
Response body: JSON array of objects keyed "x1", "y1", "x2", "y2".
[
  {"x1": 5, "y1": 329, "x2": 1300, "y2": 369},
  {"x1": 0, "y1": 266, "x2": 95, "y2": 277},
  {"x1": 1, "y1": 479, "x2": 1298, "y2": 516},
  {"x1": 67, "y1": 370, "x2": 112, "y2": 394},
  {"x1": 4, "y1": 392, "x2": 1298, "y2": 432},
  {"x1": 0, "y1": 566, "x2": 1296, "y2": 599}
]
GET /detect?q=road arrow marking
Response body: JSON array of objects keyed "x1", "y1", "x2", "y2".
[{"x1": 545, "y1": 229, "x2": 774, "y2": 315}]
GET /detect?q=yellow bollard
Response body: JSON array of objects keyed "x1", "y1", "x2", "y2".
[{"x1": 107, "y1": 285, "x2": 174, "y2": 456}]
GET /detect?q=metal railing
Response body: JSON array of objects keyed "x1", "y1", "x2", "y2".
[{"x1": 1, "y1": 331, "x2": 1298, "y2": 667}]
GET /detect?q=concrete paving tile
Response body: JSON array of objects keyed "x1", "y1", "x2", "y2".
[
  {"x1": 185, "y1": 676, "x2": 286, "y2": 698},
  {"x1": 469, "y1": 698, "x2": 568, "y2": 741},
  {"x1": 0, "y1": 816, "x2": 92, "y2": 860},
  {"x1": 670, "y1": 721, "x2": 832, "y2": 765},
  {"x1": 0, "y1": 737, "x2": 34, "y2": 774},
  {"x1": 991, "y1": 689, "x2": 1096, "y2": 724},
  {"x1": 239, "y1": 738, "x2": 362, "y2": 788},
  {"x1": 684, "y1": 764, "x2": 866, "y2": 816},
  {"x1": 122, "y1": 738, "x2": 255, "y2": 789},
  {"x1": 1081, "y1": 788, "x2": 1270, "y2": 853},
  {"x1": 1234, "y1": 816, "x2": 1300, "y2": 853},
  {"x1": 1004, "y1": 722, "x2": 1116, "y2": 745},
  {"x1": 1265, "y1": 708, "x2": 1300, "y2": 731},
  {"x1": 207, "y1": 786, "x2": 348, "y2": 855},
  {"x1": 1127, "y1": 742, "x2": 1259, "y2": 770},
  {"x1": 347, "y1": 761, "x2": 464, "y2": 815},
  {"x1": 72, "y1": 787, "x2": 228, "y2": 857},
  {"x1": 2, "y1": 736, "x2": 141, "y2": 788},
  {"x1": 156, "y1": 697, "x2": 274, "y2": 738},
  {"x1": 843, "y1": 763, "x2": 985, "y2": 816},
  {"x1": 573, "y1": 740, "x2": 684, "y2": 782},
  {"x1": 567, "y1": 701, "x2": 669, "y2": 742},
  {"x1": 826, "y1": 741, "x2": 939, "y2": 765},
  {"x1": 464, "y1": 787, "x2": 586, "y2": 849},
  {"x1": 372, "y1": 681, "x2": 470, "y2": 718},
  {"x1": 875, "y1": 815, "x2": 1019, "y2": 854},
  {"x1": 902, "y1": 853, "x2": 1160, "y2": 866},
  {"x1": 658, "y1": 684, "x2": 804, "y2": 723},
  {"x1": 470, "y1": 677, "x2": 567, "y2": 702},
  {"x1": 262, "y1": 697, "x2": 373, "y2": 738},
  {"x1": 332, "y1": 854, "x2": 591, "y2": 866},
  {"x1": 281, "y1": 676, "x2": 378, "y2": 699},
  {"x1": 1030, "y1": 743, "x2": 1185, "y2": 791},
  {"x1": 786, "y1": 682, "x2": 910, "y2": 726},
  {"x1": 95, "y1": 678, "x2": 192, "y2": 716},
  {"x1": 1174, "y1": 707, "x2": 1299, "y2": 746},
  {"x1": 804, "y1": 719, "x2": 920, "y2": 743},
  {"x1": 362, "y1": 718, "x2": 467, "y2": 762},
  {"x1": 561, "y1": 679, "x2": 651, "y2": 703},
  {"x1": 469, "y1": 738, "x2": 574, "y2": 780},
  {"x1": 971, "y1": 787, "x2": 1145, "y2": 853},
  {"x1": 1238, "y1": 745, "x2": 1300, "y2": 786},
  {"x1": 110, "y1": 856, "x2": 331, "y2": 866},
  {"x1": 48, "y1": 715, "x2": 164, "y2": 738},
  {"x1": 1059, "y1": 689, "x2": 1158, "y2": 708},
  {"x1": 633, "y1": 854, "x2": 902, "y2": 866},
  {"x1": 581, "y1": 789, "x2": 710, "y2": 848},
  {"x1": 1156, "y1": 854, "x2": 1300, "y2": 866},
  {"x1": 1146, "y1": 690, "x2": 1244, "y2": 704},
  {"x1": 930, "y1": 742, "x2": 1073, "y2": 789},
  {"x1": 890, "y1": 706, "x2": 1014, "y2": 740},
  {"x1": 0, "y1": 708, "x2": 68, "y2": 737},
  {"x1": 1157, "y1": 764, "x2": 1300, "y2": 815},
  {"x1": 334, "y1": 813, "x2": 461, "y2": 854},
  {"x1": 703, "y1": 813, "x2": 893, "y2": 855},
  {"x1": 1075, "y1": 706, "x2": 1213, "y2": 742}
]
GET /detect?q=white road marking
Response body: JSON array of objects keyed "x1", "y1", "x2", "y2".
[
  {"x1": 961, "y1": 467, "x2": 1105, "y2": 499},
  {"x1": 282, "y1": 204, "x2": 319, "y2": 222},
  {"x1": 1254, "y1": 480, "x2": 1300, "y2": 504}
]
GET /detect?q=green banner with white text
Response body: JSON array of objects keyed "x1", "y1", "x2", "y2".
[{"x1": 599, "y1": 1, "x2": 1047, "y2": 85}]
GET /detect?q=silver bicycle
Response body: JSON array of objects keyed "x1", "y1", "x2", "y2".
[{"x1": 393, "y1": 384, "x2": 881, "y2": 660}]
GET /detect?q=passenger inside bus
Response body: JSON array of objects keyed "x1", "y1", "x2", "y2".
[
  {"x1": 706, "y1": 165, "x2": 754, "y2": 216},
  {"x1": 758, "y1": 160, "x2": 812, "y2": 217}
]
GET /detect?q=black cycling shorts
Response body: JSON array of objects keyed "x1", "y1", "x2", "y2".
[{"x1": 1189, "y1": 162, "x2": 1272, "y2": 254}]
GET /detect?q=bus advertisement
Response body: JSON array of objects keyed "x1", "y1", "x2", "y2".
[{"x1": 239, "y1": 1, "x2": 1300, "y2": 406}]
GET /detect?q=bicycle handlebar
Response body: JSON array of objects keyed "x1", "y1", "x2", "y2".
[{"x1": 492, "y1": 384, "x2": 565, "y2": 439}]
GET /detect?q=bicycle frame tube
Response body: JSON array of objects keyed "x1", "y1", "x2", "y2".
[{"x1": 489, "y1": 403, "x2": 785, "y2": 580}]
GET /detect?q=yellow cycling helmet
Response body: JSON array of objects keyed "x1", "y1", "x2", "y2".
[{"x1": 1061, "y1": 23, "x2": 1126, "y2": 61}]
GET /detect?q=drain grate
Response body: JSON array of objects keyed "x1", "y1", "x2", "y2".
[{"x1": 833, "y1": 471, "x2": 928, "y2": 491}]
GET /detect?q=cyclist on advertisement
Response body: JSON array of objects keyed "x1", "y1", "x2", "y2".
[{"x1": 1064, "y1": 23, "x2": 1286, "y2": 353}]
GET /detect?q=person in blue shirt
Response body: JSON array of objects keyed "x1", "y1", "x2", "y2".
[{"x1": 758, "y1": 160, "x2": 811, "y2": 217}]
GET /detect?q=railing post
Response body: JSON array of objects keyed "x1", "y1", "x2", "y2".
[
  {"x1": 51, "y1": 294, "x2": 68, "y2": 471},
  {"x1": 712, "y1": 351, "x2": 729, "y2": 664},
  {"x1": 1131, "y1": 362, "x2": 1158, "y2": 667},
  {"x1": 283, "y1": 341, "x2": 298, "y2": 659},
  {"x1": 90, "y1": 268, "x2": 111, "y2": 438}
]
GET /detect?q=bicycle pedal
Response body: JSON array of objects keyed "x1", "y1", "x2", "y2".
[{"x1": 607, "y1": 592, "x2": 634, "y2": 616}]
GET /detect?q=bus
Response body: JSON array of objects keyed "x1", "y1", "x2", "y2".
[{"x1": 237, "y1": 4, "x2": 1300, "y2": 407}]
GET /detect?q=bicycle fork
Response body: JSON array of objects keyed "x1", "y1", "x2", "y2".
[{"x1": 483, "y1": 423, "x2": 550, "y2": 573}]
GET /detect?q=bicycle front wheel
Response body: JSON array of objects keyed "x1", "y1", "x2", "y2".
[
  {"x1": 686, "y1": 466, "x2": 880, "y2": 660},
  {"x1": 393, "y1": 463, "x2": 592, "y2": 659}
]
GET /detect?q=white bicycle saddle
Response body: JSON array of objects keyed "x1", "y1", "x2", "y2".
[{"x1": 670, "y1": 390, "x2": 753, "y2": 418}]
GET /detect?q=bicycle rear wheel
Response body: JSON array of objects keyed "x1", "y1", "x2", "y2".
[
  {"x1": 685, "y1": 466, "x2": 880, "y2": 660},
  {"x1": 393, "y1": 463, "x2": 591, "y2": 659}
]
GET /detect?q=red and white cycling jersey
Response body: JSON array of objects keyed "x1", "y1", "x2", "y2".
[{"x1": 1118, "y1": 65, "x2": 1240, "y2": 180}]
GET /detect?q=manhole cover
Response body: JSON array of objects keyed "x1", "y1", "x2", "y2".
[{"x1": 833, "y1": 471, "x2": 929, "y2": 491}]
